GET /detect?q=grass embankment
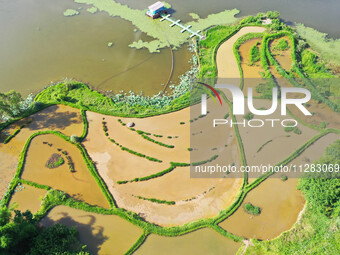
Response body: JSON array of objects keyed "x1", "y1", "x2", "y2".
[
  {"x1": 34, "y1": 82, "x2": 191, "y2": 118},
  {"x1": 3, "y1": 125, "x2": 24, "y2": 144}
]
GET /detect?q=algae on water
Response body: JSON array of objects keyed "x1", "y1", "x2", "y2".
[
  {"x1": 73, "y1": 0, "x2": 239, "y2": 52},
  {"x1": 189, "y1": 13, "x2": 200, "y2": 20},
  {"x1": 86, "y1": 7, "x2": 98, "y2": 14},
  {"x1": 63, "y1": 9, "x2": 80, "y2": 16},
  {"x1": 129, "y1": 40, "x2": 167, "y2": 53}
]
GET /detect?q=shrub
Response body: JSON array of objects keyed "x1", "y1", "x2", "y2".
[
  {"x1": 281, "y1": 175, "x2": 288, "y2": 181},
  {"x1": 70, "y1": 134, "x2": 79, "y2": 143},
  {"x1": 275, "y1": 39, "x2": 289, "y2": 51},
  {"x1": 244, "y1": 112, "x2": 254, "y2": 120},
  {"x1": 244, "y1": 202, "x2": 261, "y2": 215},
  {"x1": 249, "y1": 45, "x2": 260, "y2": 65}
]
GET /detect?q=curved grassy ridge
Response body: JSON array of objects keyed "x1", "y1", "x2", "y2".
[
  {"x1": 3, "y1": 124, "x2": 24, "y2": 144},
  {"x1": 140, "y1": 134, "x2": 175, "y2": 148},
  {"x1": 34, "y1": 82, "x2": 191, "y2": 118},
  {"x1": 263, "y1": 32, "x2": 339, "y2": 112},
  {"x1": 125, "y1": 231, "x2": 150, "y2": 255},
  {"x1": 79, "y1": 109, "x2": 88, "y2": 141},
  {"x1": 117, "y1": 162, "x2": 190, "y2": 184},
  {"x1": 233, "y1": 32, "x2": 265, "y2": 90},
  {"x1": 135, "y1": 196, "x2": 175, "y2": 205},
  {"x1": 117, "y1": 119, "x2": 175, "y2": 148},
  {"x1": 107, "y1": 137, "x2": 163, "y2": 163}
]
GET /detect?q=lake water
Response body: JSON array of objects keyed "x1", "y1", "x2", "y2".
[{"x1": 0, "y1": 0, "x2": 339, "y2": 95}]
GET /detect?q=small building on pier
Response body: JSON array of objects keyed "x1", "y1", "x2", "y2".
[{"x1": 146, "y1": 1, "x2": 167, "y2": 19}]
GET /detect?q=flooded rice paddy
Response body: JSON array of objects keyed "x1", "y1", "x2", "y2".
[
  {"x1": 135, "y1": 228, "x2": 241, "y2": 255},
  {"x1": 21, "y1": 134, "x2": 110, "y2": 208}
]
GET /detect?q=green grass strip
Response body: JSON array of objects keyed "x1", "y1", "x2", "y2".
[
  {"x1": 135, "y1": 196, "x2": 175, "y2": 205},
  {"x1": 124, "y1": 231, "x2": 150, "y2": 255},
  {"x1": 140, "y1": 134, "x2": 174, "y2": 148},
  {"x1": 19, "y1": 179, "x2": 51, "y2": 191},
  {"x1": 3, "y1": 124, "x2": 25, "y2": 144}
]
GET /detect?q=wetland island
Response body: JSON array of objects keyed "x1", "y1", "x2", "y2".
[{"x1": 0, "y1": 0, "x2": 339, "y2": 254}]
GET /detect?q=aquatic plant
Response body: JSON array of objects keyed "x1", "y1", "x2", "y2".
[
  {"x1": 73, "y1": 0, "x2": 238, "y2": 52},
  {"x1": 189, "y1": 13, "x2": 200, "y2": 20},
  {"x1": 86, "y1": 6, "x2": 97, "y2": 13},
  {"x1": 63, "y1": 9, "x2": 80, "y2": 17}
]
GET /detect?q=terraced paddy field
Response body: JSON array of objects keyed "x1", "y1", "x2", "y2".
[
  {"x1": 0, "y1": 16, "x2": 339, "y2": 254},
  {"x1": 83, "y1": 105, "x2": 243, "y2": 226}
]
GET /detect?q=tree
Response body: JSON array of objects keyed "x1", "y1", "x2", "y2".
[
  {"x1": 0, "y1": 91, "x2": 23, "y2": 120},
  {"x1": 0, "y1": 208, "x2": 90, "y2": 254}
]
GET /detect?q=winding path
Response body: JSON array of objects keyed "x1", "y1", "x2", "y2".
[{"x1": 216, "y1": 26, "x2": 266, "y2": 78}]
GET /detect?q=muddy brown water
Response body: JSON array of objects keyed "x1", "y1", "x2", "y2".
[
  {"x1": 135, "y1": 228, "x2": 241, "y2": 255},
  {"x1": 9, "y1": 184, "x2": 47, "y2": 213},
  {"x1": 0, "y1": 0, "x2": 191, "y2": 96},
  {"x1": 219, "y1": 178, "x2": 304, "y2": 240},
  {"x1": 222, "y1": 133, "x2": 339, "y2": 240},
  {"x1": 21, "y1": 134, "x2": 110, "y2": 208},
  {"x1": 40, "y1": 205, "x2": 143, "y2": 255}
]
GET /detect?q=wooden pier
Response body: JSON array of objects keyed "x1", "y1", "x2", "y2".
[{"x1": 160, "y1": 14, "x2": 203, "y2": 39}]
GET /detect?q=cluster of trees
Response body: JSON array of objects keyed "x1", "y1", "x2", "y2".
[
  {"x1": 298, "y1": 140, "x2": 340, "y2": 217},
  {"x1": 0, "y1": 91, "x2": 33, "y2": 122},
  {"x1": 0, "y1": 207, "x2": 89, "y2": 254}
]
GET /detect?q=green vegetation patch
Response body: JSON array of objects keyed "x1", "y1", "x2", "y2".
[
  {"x1": 296, "y1": 23, "x2": 340, "y2": 65},
  {"x1": 0, "y1": 208, "x2": 89, "y2": 254},
  {"x1": 63, "y1": 9, "x2": 80, "y2": 17},
  {"x1": 274, "y1": 38, "x2": 289, "y2": 51},
  {"x1": 243, "y1": 202, "x2": 261, "y2": 215},
  {"x1": 249, "y1": 44, "x2": 260, "y2": 65},
  {"x1": 135, "y1": 195, "x2": 175, "y2": 205},
  {"x1": 86, "y1": 6, "x2": 97, "y2": 13},
  {"x1": 189, "y1": 13, "x2": 200, "y2": 20},
  {"x1": 3, "y1": 124, "x2": 25, "y2": 144},
  {"x1": 45, "y1": 153, "x2": 64, "y2": 169}
]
